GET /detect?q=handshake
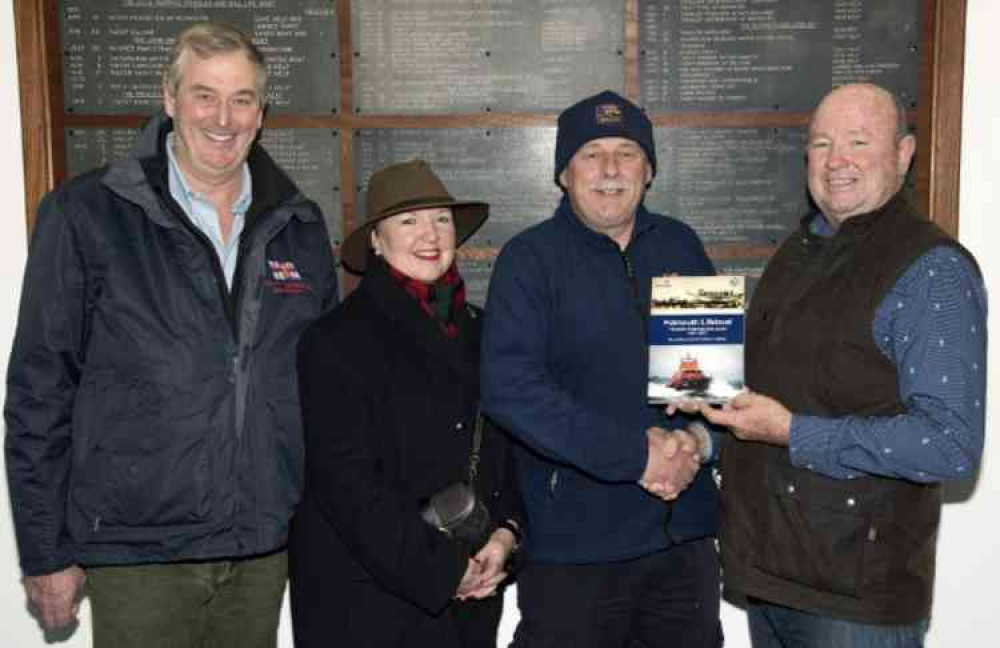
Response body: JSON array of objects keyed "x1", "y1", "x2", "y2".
[{"x1": 637, "y1": 424, "x2": 709, "y2": 501}]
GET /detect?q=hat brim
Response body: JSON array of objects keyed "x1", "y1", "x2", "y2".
[{"x1": 340, "y1": 199, "x2": 489, "y2": 274}]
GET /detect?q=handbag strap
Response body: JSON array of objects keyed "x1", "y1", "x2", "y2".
[{"x1": 468, "y1": 410, "x2": 483, "y2": 485}]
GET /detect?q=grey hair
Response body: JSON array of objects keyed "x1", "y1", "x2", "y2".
[{"x1": 164, "y1": 22, "x2": 268, "y2": 105}]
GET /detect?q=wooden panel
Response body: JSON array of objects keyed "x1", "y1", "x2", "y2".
[
  {"x1": 337, "y1": 0, "x2": 359, "y2": 294},
  {"x1": 59, "y1": 1, "x2": 340, "y2": 116},
  {"x1": 14, "y1": 0, "x2": 64, "y2": 236},
  {"x1": 14, "y1": 0, "x2": 969, "y2": 245},
  {"x1": 623, "y1": 0, "x2": 639, "y2": 100},
  {"x1": 916, "y1": 0, "x2": 966, "y2": 236}
]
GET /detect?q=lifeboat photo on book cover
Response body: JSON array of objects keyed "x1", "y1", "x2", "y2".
[{"x1": 647, "y1": 275, "x2": 746, "y2": 404}]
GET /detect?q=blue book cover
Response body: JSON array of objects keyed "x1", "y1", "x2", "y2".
[{"x1": 647, "y1": 275, "x2": 746, "y2": 404}]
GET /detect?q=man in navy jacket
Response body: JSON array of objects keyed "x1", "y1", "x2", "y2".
[
  {"x1": 482, "y1": 90, "x2": 721, "y2": 647},
  {"x1": 4, "y1": 23, "x2": 338, "y2": 647}
]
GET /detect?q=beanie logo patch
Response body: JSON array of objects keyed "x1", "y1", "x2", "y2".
[{"x1": 595, "y1": 103, "x2": 622, "y2": 125}]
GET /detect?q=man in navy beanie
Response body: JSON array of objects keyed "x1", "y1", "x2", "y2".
[{"x1": 482, "y1": 90, "x2": 722, "y2": 647}]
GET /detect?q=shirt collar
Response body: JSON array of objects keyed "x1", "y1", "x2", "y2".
[
  {"x1": 807, "y1": 192, "x2": 908, "y2": 240},
  {"x1": 809, "y1": 211, "x2": 837, "y2": 237},
  {"x1": 165, "y1": 132, "x2": 252, "y2": 216}
]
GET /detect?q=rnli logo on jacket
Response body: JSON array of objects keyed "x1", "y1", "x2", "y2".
[
  {"x1": 269, "y1": 260, "x2": 301, "y2": 281},
  {"x1": 595, "y1": 103, "x2": 622, "y2": 125},
  {"x1": 266, "y1": 260, "x2": 310, "y2": 295}
]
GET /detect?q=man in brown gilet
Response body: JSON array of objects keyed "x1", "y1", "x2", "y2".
[{"x1": 701, "y1": 83, "x2": 986, "y2": 647}]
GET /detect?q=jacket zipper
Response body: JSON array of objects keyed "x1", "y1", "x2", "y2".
[
  {"x1": 154, "y1": 188, "x2": 239, "y2": 341},
  {"x1": 153, "y1": 187, "x2": 286, "y2": 445},
  {"x1": 619, "y1": 247, "x2": 648, "y2": 342}
]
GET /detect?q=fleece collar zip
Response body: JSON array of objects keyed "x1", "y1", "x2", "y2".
[
  {"x1": 554, "y1": 194, "x2": 659, "y2": 251},
  {"x1": 555, "y1": 193, "x2": 654, "y2": 348}
]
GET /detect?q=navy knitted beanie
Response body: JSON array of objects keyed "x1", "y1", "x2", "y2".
[{"x1": 554, "y1": 90, "x2": 657, "y2": 187}]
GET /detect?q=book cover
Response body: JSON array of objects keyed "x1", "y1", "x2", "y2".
[{"x1": 647, "y1": 275, "x2": 746, "y2": 404}]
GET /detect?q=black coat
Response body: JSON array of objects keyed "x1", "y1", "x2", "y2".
[{"x1": 289, "y1": 260, "x2": 522, "y2": 647}]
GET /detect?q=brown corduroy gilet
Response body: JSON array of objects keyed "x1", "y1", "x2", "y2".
[{"x1": 720, "y1": 193, "x2": 975, "y2": 624}]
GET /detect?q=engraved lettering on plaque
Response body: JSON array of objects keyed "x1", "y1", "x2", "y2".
[
  {"x1": 645, "y1": 127, "x2": 809, "y2": 244},
  {"x1": 638, "y1": 0, "x2": 919, "y2": 111},
  {"x1": 352, "y1": 0, "x2": 623, "y2": 114},
  {"x1": 60, "y1": 1, "x2": 340, "y2": 114}
]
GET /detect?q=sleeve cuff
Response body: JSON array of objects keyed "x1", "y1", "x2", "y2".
[
  {"x1": 686, "y1": 421, "x2": 716, "y2": 463},
  {"x1": 789, "y1": 414, "x2": 854, "y2": 479}
]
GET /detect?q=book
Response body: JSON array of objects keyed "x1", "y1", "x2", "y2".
[{"x1": 647, "y1": 275, "x2": 746, "y2": 404}]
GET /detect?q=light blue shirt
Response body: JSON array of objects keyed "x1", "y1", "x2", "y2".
[{"x1": 166, "y1": 133, "x2": 252, "y2": 289}]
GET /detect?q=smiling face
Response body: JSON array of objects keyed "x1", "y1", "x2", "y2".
[
  {"x1": 559, "y1": 137, "x2": 653, "y2": 248},
  {"x1": 163, "y1": 50, "x2": 263, "y2": 194},
  {"x1": 371, "y1": 207, "x2": 457, "y2": 283},
  {"x1": 806, "y1": 84, "x2": 916, "y2": 226}
]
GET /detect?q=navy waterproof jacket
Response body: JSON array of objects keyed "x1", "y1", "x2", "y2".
[
  {"x1": 4, "y1": 114, "x2": 339, "y2": 576},
  {"x1": 482, "y1": 196, "x2": 719, "y2": 564}
]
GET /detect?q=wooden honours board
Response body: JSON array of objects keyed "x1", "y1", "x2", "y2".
[
  {"x1": 60, "y1": 0, "x2": 340, "y2": 115},
  {"x1": 20, "y1": 0, "x2": 958, "y2": 301},
  {"x1": 352, "y1": 0, "x2": 624, "y2": 114},
  {"x1": 639, "y1": 0, "x2": 920, "y2": 112}
]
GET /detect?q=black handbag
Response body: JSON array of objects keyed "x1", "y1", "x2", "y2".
[{"x1": 420, "y1": 413, "x2": 493, "y2": 555}]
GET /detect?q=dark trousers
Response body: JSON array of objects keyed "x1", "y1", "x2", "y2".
[
  {"x1": 511, "y1": 538, "x2": 722, "y2": 648},
  {"x1": 86, "y1": 551, "x2": 287, "y2": 648}
]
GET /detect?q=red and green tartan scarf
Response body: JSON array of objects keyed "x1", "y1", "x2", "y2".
[{"x1": 386, "y1": 262, "x2": 467, "y2": 337}]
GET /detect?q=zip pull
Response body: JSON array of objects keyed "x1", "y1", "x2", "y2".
[
  {"x1": 621, "y1": 249, "x2": 635, "y2": 280},
  {"x1": 620, "y1": 249, "x2": 647, "y2": 335}
]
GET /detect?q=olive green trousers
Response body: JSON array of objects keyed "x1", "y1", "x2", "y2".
[{"x1": 86, "y1": 550, "x2": 287, "y2": 648}]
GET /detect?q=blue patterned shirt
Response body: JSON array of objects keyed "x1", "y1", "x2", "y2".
[{"x1": 788, "y1": 214, "x2": 987, "y2": 483}]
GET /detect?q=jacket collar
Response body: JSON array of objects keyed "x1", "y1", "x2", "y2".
[
  {"x1": 554, "y1": 193, "x2": 658, "y2": 250},
  {"x1": 360, "y1": 259, "x2": 480, "y2": 389},
  {"x1": 100, "y1": 111, "x2": 316, "y2": 229},
  {"x1": 799, "y1": 190, "x2": 915, "y2": 246}
]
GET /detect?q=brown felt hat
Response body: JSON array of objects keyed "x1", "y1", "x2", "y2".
[{"x1": 341, "y1": 159, "x2": 489, "y2": 274}]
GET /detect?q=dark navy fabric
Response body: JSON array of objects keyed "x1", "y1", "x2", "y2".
[
  {"x1": 4, "y1": 114, "x2": 339, "y2": 575},
  {"x1": 482, "y1": 195, "x2": 718, "y2": 564},
  {"x1": 511, "y1": 538, "x2": 722, "y2": 648}
]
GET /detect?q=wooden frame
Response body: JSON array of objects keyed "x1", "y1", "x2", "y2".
[
  {"x1": 14, "y1": 0, "x2": 64, "y2": 232},
  {"x1": 916, "y1": 0, "x2": 967, "y2": 235},
  {"x1": 14, "y1": 0, "x2": 968, "y2": 241}
]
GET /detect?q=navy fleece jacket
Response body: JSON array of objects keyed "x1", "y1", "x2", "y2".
[{"x1": 482, "y1": 196, "x2": 719, "y2": 563}]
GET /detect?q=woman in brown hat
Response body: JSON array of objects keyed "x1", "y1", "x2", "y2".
[{"x1": 288, "y1": 159, "x2": 523, "y2": 647}]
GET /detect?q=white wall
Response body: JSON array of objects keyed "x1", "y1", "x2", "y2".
[
  {"x1": 0, "y1": 0, "x2": 997, "y2": 645},
  {"x1": 0, "y1": 0, "x2": 42, "y2": 642},
  {"x1": 930, "y1": 0, "x2": 1000, "y2": 642}
]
